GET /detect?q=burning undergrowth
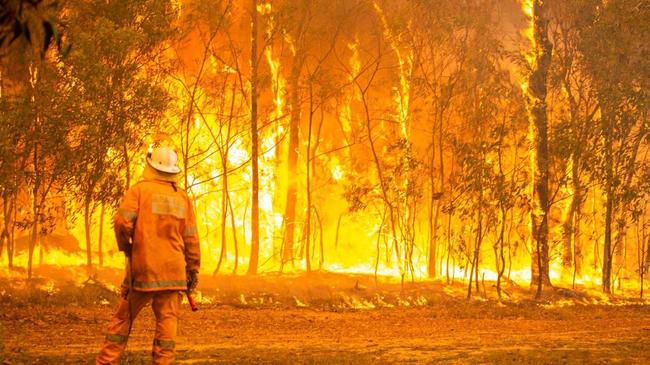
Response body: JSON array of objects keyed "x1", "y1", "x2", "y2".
[{"x1": 1, "y1": 269, "x2": 647, "y2": 316}]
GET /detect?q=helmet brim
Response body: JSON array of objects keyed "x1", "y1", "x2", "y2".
[{"x1": 147, "y1": 157, "x2": 181, "y2": 174}]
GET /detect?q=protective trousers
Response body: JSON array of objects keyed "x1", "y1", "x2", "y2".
[{"x1": 96, "y1": 290, "x2": 181, "y2": 365}]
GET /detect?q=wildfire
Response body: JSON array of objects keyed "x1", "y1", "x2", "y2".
[
  {"x1": 337, "y1": 40, "x2": 360, "y2": 144},
  {"x1": 2, "y1": 0, "x2": 646, "y2": 302},
  {"x1": 520, "y1": 0, "x2": 536, "y2": 67},
  {"x1": 372, "y1": 2, "x2": 413, "y2": 138},
  {"x1": 265, "y1": 48, "x2": 286, "y2": 119},
  {"x1": 330, "y1": 160, "x2": 344, "y2": 181}
]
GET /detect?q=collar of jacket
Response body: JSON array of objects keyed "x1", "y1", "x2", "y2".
[{"x1": 142, "y1": 164, "x2": 179, "y2": 183}]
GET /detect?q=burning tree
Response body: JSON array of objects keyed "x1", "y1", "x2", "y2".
[{"x1": 0, "y1": 0, "x2": 648, "y2": 299}]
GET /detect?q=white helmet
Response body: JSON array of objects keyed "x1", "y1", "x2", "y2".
[{"x1": 147, "y1": 146, "x2": 181, "y2": 174}]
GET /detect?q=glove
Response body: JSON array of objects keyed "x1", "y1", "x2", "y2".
[
  {"x1": 187, "y1": 270, "x2": 199, "y2": 292},
  {"x1": 120, "y1": 285, "x2": 129, "y2": 299},
  {"x1": 117, "y1": 233, "x2": 132, "y2": 257},
  {"x1": 123, "y1": 244, "x2": 132, "y2": 258}
]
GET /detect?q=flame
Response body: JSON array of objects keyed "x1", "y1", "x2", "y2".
[
  {"x1": 2, "y1": 0, "x2": 643, "y2": 299},
  {"x1": 520, "y1": 0, "x2": 536, "y2": 67},
  {"x1": 337, "y1": 41, "x2": 360, "y2": 141},
  {"x1": 372, "y1": 2, "x2": 412, "y2": 138},
  {"x1": 265, "y1": 48, "x2": 286, "y2": 119},
  {"x1": 330, "y1": 159, "x2": 344, "y2": 181},
  {"x1": 256, "y1": 2, "x2": 271, "y2": 15}
]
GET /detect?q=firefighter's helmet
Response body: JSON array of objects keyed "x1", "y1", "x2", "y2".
[{"x1": 147, "y1": 146, "x2": 181, "y2": 174}]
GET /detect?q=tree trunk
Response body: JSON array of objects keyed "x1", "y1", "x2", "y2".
[
  {"x1": 229, "y1": 195, "x2": 239, "y2": 274},
  {"x1": 496, "y1": 205, "x2": 507, "y2": 299},
  {"x1": 601, "y1": 101, "x2": 615, "y2": 293},
  {"x1": 644, "y1": 233, "x2": 650, "y2": 272},
  {"x1": 123, "y1": 141, "x2": 131, "y2": 190},
  {"x1": 28, "y1": 202, "x2": 38, "y2": 280},
  {"x1": 84, "y1": 199, "x2": 93, "y2": 272},
  {"x1": 468, "y1": 180, "x2": 483, "y2": 300},
  {"x1": 562, "y1": 171, "x2": 577, "y2": 269},
  {"x1": 214, "y1": 154, "x2": 229, "y2": 276},
  {"x1": 445, "y1": 209, "x2": 453, "y2": 284},
  {"x1": 8, "y1": 196, "x2": 15, "y2": 268},
  {"x1": 0, "y1": 195, "x2": 9, "y2": 260},
  {"x1": 304, "y1": 83, "x2": 314, "y2": 272},
  {"x1": 435, "y1": 107, "x2": 445, "y2": 276},
  {"x1": 428, "y1": 127, "x2": 437, "y2": 278},
  {"x1": 98, "y1": 203, "x2": 105, "y2": 267},
  {"x1": 247, "y1": 0, "x2": 260, "y2": 275},
  {"x1": 281, "y1": 58, "x2": 303, "y2": 269},
  {"x1": 28, "y1": 139, "x2": 39, "y2": 280},
  {"x1": 526, "y1": 0, "x2": 553, "y2": 298},
  {"x1": 602, "y1": 166, "x2": 614, "y2": 293},
  {"x1": 359, "y1": 80, "x2": 401, "y2": 273}
]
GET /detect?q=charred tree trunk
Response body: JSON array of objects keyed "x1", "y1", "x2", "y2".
[
  {"x1": 602, "y1": 109, "x2": 614, "y2": 293},
  {"x1": 526, "y1": 0, "x2": 553, "y2": 298},
  {"x1": 248, "y1": 0, "x2": 260, "y2": 275}
]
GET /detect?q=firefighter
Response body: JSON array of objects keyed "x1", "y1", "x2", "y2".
[{"x1": 97, "y1": 146, "x2": 200, "y2": 365}]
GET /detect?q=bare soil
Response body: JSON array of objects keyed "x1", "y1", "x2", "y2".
[{"x1": 1, "y1": 269, "x2": 650, "y2": 364}]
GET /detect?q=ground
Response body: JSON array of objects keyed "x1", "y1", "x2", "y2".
[{"x1": 1, "y1": 268, "x2": 650, "y2": 364}]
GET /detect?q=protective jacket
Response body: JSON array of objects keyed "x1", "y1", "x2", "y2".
[{"x1": 114, "y1": 166, "x2": 200, "y2": 291}]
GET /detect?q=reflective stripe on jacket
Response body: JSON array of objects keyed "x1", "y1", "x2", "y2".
[{"x1": 114, "y1": 167, "x2": 200, "y2": 292}]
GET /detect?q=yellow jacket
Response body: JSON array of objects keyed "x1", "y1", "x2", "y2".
[{"x1": 114, "y1": 166, "x2": 200, "y2": 292}]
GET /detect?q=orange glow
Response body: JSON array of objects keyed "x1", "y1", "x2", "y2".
[
  {"x1": 520, "y1": 0, "x2": 535, "y2": 67},
  {"x1": 1, "y1": 0, "x2": 645, "y2": 300}
]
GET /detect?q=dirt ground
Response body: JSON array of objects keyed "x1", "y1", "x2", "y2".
[{"x1": 1, "y1": 270, "x2": 650, "y2": 364}]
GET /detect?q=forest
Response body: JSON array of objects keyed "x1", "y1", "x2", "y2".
[{"x1": 0, "y1": 0, "x2": 649, "y2": 363}]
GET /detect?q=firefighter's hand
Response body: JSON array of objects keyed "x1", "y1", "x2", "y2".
[
  {"x1": 187, "y1": 270, "x2": 199, "y2": 292},
  {"x1": 120, "y1": 286, "x2": 129, "y2": 299}
]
